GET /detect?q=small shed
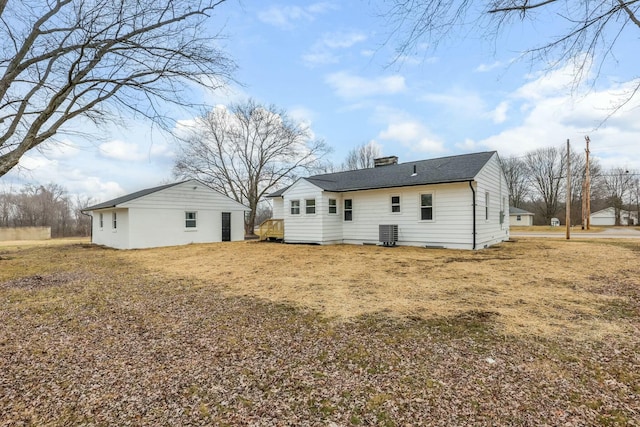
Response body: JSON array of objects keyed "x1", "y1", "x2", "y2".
[
  {"x1": 509, "y1": 207, "x2": 534, "y2": 226},
  {"x1": 82, "y1": 179, "x2": 249, "y2": 249},
  {"x1": 550, "y1": 218, "x2": 560, "y2": 227}
]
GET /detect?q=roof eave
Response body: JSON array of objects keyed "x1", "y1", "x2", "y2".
[{"x1": 323, "y1": 178, "x2": 476, "y2": 193}]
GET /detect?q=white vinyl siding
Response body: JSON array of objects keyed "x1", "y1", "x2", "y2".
[
  {"x1": 339, "y1": 184, "x2": 474, "y2": 248},
  {"x1": 281, "y1": 179, "x2": 324, "y2": 243},
  {"x1": 272, "y1": 198, "x2": 284, "y2": 219},
  {"x1": 91, "y1": 209, "x2": 129, "y2": 249},
  {"x1": 474, "y1": 153, "x2": 510, "y2": 248},
  {"x1": 89, "y1": 180, "x2": 248, "y2": 249}
]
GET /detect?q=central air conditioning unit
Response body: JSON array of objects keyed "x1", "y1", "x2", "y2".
[{"x1": 379, "y1": 224, "x2": 398, "y2": 247}]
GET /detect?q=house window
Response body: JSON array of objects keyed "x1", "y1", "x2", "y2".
[
  {"x1": 185, "y1": 211, "x2": 197, "y2": 228},
  {"x1": 420, "y1": 194, "x2": 433, "y2": 221},
  {"x1": 99, "y1": 213, "x2": 104, "y2": 229},
  {"x1": 290, "y1": 200, "x2": 300, "y2": 215},
  {"x1": 485, "y1": 192, "x2": 490, "y2": 220},
  {"x1": 305, "y1": 199, "x2": 316, "y2": 214},
  {"x1": 112, "y1": 212, "x2": 117, "y2": 229},
  {"x1": 328, "y1": 198, "x2": 337, "y2": 214},
  {"x1": 344, "y1": 199, "x2": 353, "y2": 221},
  {"x1": 517, "y1": 215, "x2": 522, "y2": 221},
  {"x1": 391, "y1": 195, "x2": 401, "y2": 213}
]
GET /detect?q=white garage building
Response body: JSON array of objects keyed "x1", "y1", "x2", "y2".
[{"x1": 83, "y1": 179, "x2": 249, "y2": 249}]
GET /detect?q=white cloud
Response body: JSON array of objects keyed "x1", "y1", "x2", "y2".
[
  {"x1": 80, "y1": 178, "x2": 125, "y2": 203},
  {"x1": 303, "y1": 31, "x2": 367, "y2": 66},
  {"x1": 475, "y1": 60, "x2": 505, "y2": 73},
  {"x1": 421, "y1": 90, "x2": 486, "y2": 116},
  {"x1": 258, "y1": 3, "x2": 336, "y2": 29},
  {"x1": 378, "y1": 120, "x2": 445, "y2": 154},
  {"x1": 325, "y1": 71, "x2": 406, "y2": 98},
  {"x1": 288, "y1": 105, "x2": 316, "y2": 125},
  {"x1": 322, "y1": 31, "x2": 366, "y2": 49},
  {"x1": 471, "y1": 69, "x2": 640, "y2": 170},
  {"x1": 455, "y1": 138, "x2": 479, "y2": 151},
  {"x1": 99, "y1": 140, "x2": 148, "y2": 161},
  {"x1": 514, "y1": 67, "x2": 576, "y2": 101},
  {"x1": 492, "y1": 101, "x2": 509, "y2": 124},
  {"x1": 302, "y1": 51, "x2": 339, "y2": 66}
]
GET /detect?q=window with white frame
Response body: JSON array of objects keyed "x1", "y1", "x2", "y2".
[
  {"x1": 391, "y1": 195, "x2": 401, "y2": 213},
  {"x1": 420, "y1": 194, "x2": 433, "y2": 221},
  {"x1": 290, "y1": 200, "x2": 300, "y2": 215},
  {"x1": 517, "y1": 215, "x2": 522, "y2": 221},
  {"x1": 185, "y1": 211, "x2": 197, "y2": 228},
  {"x1": 485, "y1": 192, "x2": 490, "y2": 220},
  {"x1": 305, "y1": 199, "x2": 316, "y2": 214},
  {"x1": 112, "y1": 212, "x2": 117, "y2": 229},
  {"x1": 344, "y1": 199, "x2": 353, "y2": 221},
  {"x1": 328, "y1": 198, "x2": 337, "y2": 214},
  {"x1": 99, "y1": 213, "x2": 104, "y2": 229}
]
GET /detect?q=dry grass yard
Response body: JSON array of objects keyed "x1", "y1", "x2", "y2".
[{"x1": 1, "y1": 238, "x2": 639, "y2": 425}]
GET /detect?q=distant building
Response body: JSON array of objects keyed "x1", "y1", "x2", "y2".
[
  {"x1": 509, "y1": 207, "x2": 534, "y2": 226},
  {"x1": 590, "y1": 207, "x2": 638, "y2": 226}
]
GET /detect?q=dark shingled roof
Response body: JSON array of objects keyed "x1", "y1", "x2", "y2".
[
  {"x1": 83, "y1": 181, "x2": 188, "y2": 211},
  {"x1": 509, "y1": 206, "x2": 534, "y2": 215},
  {"x1": 268, "y1": 151, "x2": 497, "y2": 196}
]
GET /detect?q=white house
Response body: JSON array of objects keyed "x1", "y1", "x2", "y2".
[
  {"x1": 267, "y1": 151, "x2": 510, "y2": 250},
  {"x1": 509, "y1": 207, "x2": 535, "y2": 226},
  {"x1": 83, "y1": 179, "x2": 249, "y2": 249},
  {"x1": 590, "y1": 207, "x2": 639, "y2": 226}
]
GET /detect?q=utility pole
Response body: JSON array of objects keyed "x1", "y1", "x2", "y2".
[
  {"x1": 566, "y1": 139, "x2": 571, "y2": 240},
  {"x1": 584, "y1": 136, "x2": 591, "y2": 230}
]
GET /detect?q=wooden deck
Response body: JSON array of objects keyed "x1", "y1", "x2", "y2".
[{"x1": 258, "y1": 219, "x2": 284, "y2": 241}]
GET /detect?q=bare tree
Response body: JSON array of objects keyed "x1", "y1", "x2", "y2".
[
  {"x1": 173, "y1": 99, "x2": 332, "y2": 234},
  {"x1": 342, "y1": 141, "x2": 382, "y2": 170},
  {"x1": 381, "y1": 1, "x2": 640, "y2": 108},
  {"x1": 602, "y1": 167, "x2": 635, "y2": 225},
  {"x1": 500, "y1": 155, "x2": 529, "y2": 208},
  {"x1": 0, "y1": 0, "x2": 235, "y2": 177},
  {"x1": 524, "y1": 146, "x2": 566, "y2": 224},
  {"x1": 0, "y1": 187, "x2": 12, "y2": 226},
  {"x1": 632, "y1": 177, "x2": 640, "y2": 222}
]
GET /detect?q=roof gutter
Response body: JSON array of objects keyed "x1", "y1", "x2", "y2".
[{"x1": 469, "y1": 180, "x2": 476, "y2": 250}]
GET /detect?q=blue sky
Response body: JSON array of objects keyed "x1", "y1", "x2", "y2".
[{"x1": 3, "y1": 1, "x2": 639, "y2": 203}]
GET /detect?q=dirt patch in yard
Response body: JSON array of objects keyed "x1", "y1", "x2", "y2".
[
  {"x1": 126, "y1": 238, "x2": 640, "y2": 340},
  {"x1": 1, "y1": 271, "x2": 93, "y2": 290}
]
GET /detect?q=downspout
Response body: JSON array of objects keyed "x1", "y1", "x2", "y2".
[{"x1": 469, "y1": 181, "x2": 476, "y2": 250}]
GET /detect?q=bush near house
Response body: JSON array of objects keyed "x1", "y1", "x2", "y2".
[{"x1": 1, "y1": 239, "x2": 639, "y2": 425}]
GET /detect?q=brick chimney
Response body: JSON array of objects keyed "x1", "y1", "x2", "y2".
[{"x1": 374, "y1": 156, "x2": 398, "y2": 167}]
